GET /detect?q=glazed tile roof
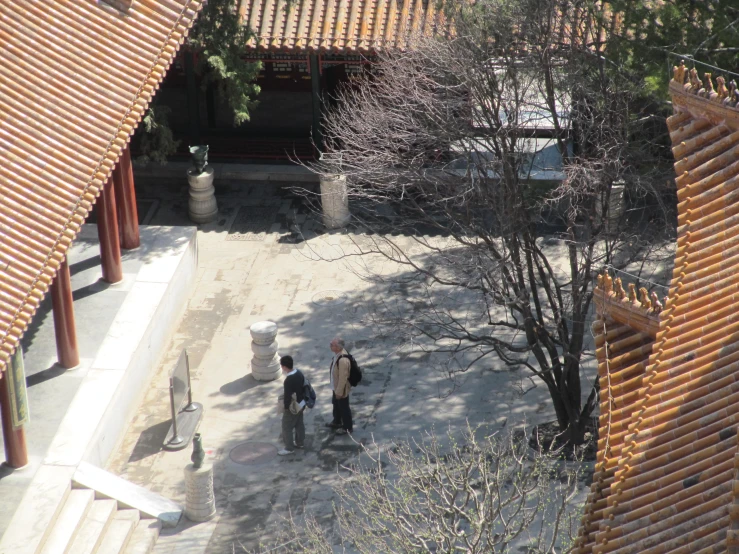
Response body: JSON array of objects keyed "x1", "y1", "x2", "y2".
[
  {"x1": 577, "y1": 64, "x2": 739, "y2": 553},
  {"x1": 0, "y1": 0, "x2": 201, "y2": 373},
  {"x1": 236, "y1": 0, "x2": 447, "y2": 51},
  {"x1": 236, "y1": 0, "x2": 613, "y2": 52}
]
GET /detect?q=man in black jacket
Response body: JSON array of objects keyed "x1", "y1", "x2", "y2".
[{"x1": 279, "y1": 355, "x2": 305, "y2": 456}]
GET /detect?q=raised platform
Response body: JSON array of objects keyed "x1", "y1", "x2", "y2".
[
  {"x1": 0, "y1": 225, "x2": 197, "y2": 553},
  {"x1": 133, "y1": 162, "x2": 319, "y2": 184}
]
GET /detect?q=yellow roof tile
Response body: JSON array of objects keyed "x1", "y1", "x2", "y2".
[
  {"x1": 578, "y1": 66, "x2": 739, "y2": 553},
  {"x1": 237, "y1": 0, "x2": 446, "y2": 52},
  {"x1": 0, "y1": 0, "x2": 201, "y2": 372}
]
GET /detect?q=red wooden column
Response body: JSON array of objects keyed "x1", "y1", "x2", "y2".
[
  {"x1": 0, "y1": 375, "x2": 28, "y2": 468},
  {"x1": 113, "y1": 146, "x2": 140, "y2": 250},
  {"x1": 50, "y1": 257, "x2": 79, "y2": 369},
  {"x1": 97, "y1": 176, "x2": 123, "y2": 284}
]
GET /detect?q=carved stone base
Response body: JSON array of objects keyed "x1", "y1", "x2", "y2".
[
  {"x1": 184, "y1": 463, "x2": 216, "y2": 522},
  {"x1": 187, "y1": 167, "x2": 218, "y2": 223},
  {"x1": 251, "y1": 355, "x2": 281, "y2": 381}
]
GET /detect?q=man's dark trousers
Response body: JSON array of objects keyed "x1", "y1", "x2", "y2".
[
  {"x1": 332, "y1": 391, "x2": 353, "y2": 432},
  {"x1": 282, "y1": 410, "x2": 305, "y2": 449}
]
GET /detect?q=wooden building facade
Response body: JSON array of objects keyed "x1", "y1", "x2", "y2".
[{"x1": 148, "y1": 0, "x2": 448, "y2": 161}]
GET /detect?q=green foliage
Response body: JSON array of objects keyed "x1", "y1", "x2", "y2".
[
  {"x1": 187, "y1": 0, "x2": 261, "y2": 125},
  {"x1": 136, "y1": 0, "x2": 262, "y2": 163},
  {"x1": 605, "y1": 1, "x2": 739, "y2": 97},
  {"x1": 137, "y1": 105, "x2": 180, "y2": 165}
]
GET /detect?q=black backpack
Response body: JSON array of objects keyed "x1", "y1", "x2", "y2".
[
  {"x1": 340, "y1": 354, "x2": 362, "y2": 387},
  {"x1": 303, "y1": 377, "x2": 317, "y2": 409}
]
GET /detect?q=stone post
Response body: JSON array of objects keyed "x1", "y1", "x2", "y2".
[
  {"x1": 597, "y1": 182, "x2": 625, "y2": 234},
  {"x1": 608, "y1": 183, "x2": 625, "y2": 227},
  {"x1": 319, "y1": 174, "x2": 350, "y2": 229},
  {"x1": 184, "y1": 463, "x2": 216, "y2": 522},
  {"x1": 250, "y1": 321, "x2": 280, "y2": 381},
  {"x1": 187, "y1": 166, "x2": 218, "y2": 223}
]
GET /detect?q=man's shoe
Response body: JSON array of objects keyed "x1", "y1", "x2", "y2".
[
  {"x1": 277, "y1": 449, "x2": 294, "y2": 456},
  {"x1": 295, "y1": 444, "x2": 305, "y2": 449},
  {"x1": 335, "y1": 428, "x2": 350, "y2": 435},
  {"x1": 325, "y1": 422, "x2": 341, "y2": 428}
]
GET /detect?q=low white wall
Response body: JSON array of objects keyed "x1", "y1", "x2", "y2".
[{"x1": 84, "y1": 227, "x2": 198, "y2": 467}]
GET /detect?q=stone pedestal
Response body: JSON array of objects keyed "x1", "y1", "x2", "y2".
[
  {"x1": 187, "y1": 166, "x2": 218, "y2": 223},
  {"x1": 608, "y1": 184, "x2": 625, "y2": 226},
  {"x1": 184, "y1": 463, "x2": 216, "y2": 522},
  {"x1": 597, "y1": 183, "x2": 625, "y2": 234},
  {"x1": 250, "y1": 321, "x2": 280, "y2": 381},
  {"x1": 319, "y1": 174, "x2": 350, "y2": 229}
]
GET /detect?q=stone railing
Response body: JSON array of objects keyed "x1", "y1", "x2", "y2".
[{"x1": 592, "y1": 273, "x2": 663, "y2": 337}]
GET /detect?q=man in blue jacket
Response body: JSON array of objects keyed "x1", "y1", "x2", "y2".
[{"x1": 279, "y1": 355, "x2": 305, "y2": 456}]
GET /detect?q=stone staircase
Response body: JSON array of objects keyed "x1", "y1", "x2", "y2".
[
  {"x1": 0, "y1": 462, "x2": 182, "y2": 554},
  {"x1": 35, "y1": 487, "x2": 161, "y2": 554}
]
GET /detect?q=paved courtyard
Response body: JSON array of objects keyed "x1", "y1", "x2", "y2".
[{"x1": 105, "y1": 176, "x2": 673, "y2": 553}]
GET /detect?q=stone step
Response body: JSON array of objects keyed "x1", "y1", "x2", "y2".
[
  {"x1": 66, "y1": 499, "x2": 118, "y2": 554},
  {"x1": 95, "y1": 510, "x2": 139, "y2": 554},
  {"x1": 0, "y1": 465, "x2": 75, "y2": 554},
  {"x1": 73, "y1": 462, "x2": 182, "y2": 528},
  {"x1": 38, "y1": 488, "x2": 95, "y2": 554},
  {"x1": 121, "y1": 519, "x2": 161, "y2": 554}
]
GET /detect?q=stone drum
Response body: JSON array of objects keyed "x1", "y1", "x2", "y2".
[
  {"x1": 184, "y1": 462, "x2": 216, "y2": 522},
  {"x1": 250, "y1": 321, "x2": 280, "y2": 381}
]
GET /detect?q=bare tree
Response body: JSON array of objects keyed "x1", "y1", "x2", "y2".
[
  {"x1": 245, "y1": 428, "x2": 583, "y2": 553},
  {"x1": 302, "y1": 0, "x2": 672, "y2": 445}
]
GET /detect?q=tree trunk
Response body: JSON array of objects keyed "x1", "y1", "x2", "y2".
[
  {"x1": 566, "y1": 415, "x2": 588, "y2": 446},
  {"x1": 546, "y1": 382, "x2": 571, "y2": 432},
  {"x1": 545, "y1": 382, "x2": 588, "y2": 446}
]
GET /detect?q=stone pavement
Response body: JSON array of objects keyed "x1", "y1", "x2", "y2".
[{"x1": 106, "y1": 177, "x2": 674, "y2": 552}]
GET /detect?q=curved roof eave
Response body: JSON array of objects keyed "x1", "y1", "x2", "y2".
[{"x1": 0, "y1": 0, "x2": 203, "y2": 373}]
